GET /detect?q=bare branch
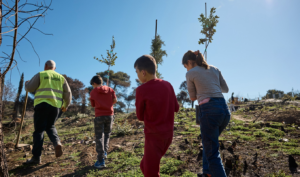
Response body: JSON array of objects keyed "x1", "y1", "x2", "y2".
[
  {"x1": 15, "y1": 48, "x2": 25, "y2": 62},
  {"x1": 17, "y1": 0, "x2": 52, "y2": 45},
  {"x1": 32, "y1": 27, "x2": 52, "y2": 36},
  {"x1": 0, "y1": 27, "x2": 17, "y2": 34},
  {"x1": 20, "y1": 34, "x2": 40, "y2": 65}
]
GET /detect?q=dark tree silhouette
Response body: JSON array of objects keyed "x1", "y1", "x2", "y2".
[{"x1": 13, "y1": 73, "x2": 23, "y2": 120}]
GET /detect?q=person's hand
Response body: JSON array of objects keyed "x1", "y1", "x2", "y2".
[{"x1": 61, "y1": 106, "x2": 67, "y2": 112}]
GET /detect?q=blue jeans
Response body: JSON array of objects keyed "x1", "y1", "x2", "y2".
[{"x1": 198, "y1": 97, "x2": 230, "y2": 177}]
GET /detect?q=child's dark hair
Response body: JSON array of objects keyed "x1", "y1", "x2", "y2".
[
  {"x1": 182, "y1": 50, "x2": 210, "y2": 69},
  {"x1": 90, "y1": 75, "x2": 103, "y2": 85},
  {"x1": 134, "y1": 55, "x2": 157, "y2": 75}
]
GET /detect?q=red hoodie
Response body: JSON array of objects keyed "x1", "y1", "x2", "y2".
[
  {"x1": 90, "y1": 86, "x2": 116, "y2": 117},
  {"x1": 135, "y1": 79, "x2": 179, "y2": 134}
]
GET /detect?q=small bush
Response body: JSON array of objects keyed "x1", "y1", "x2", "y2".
[
  {"x1": 160, "y1": 158, "x2": 183, "y2": 174},
  {"x1": 114, "y1": 120, "x2": 133, "y2": 136}
]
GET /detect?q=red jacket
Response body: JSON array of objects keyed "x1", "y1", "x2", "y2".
[
  {"x1": 90, "y1": 86, "x2": 116, "y2": 117},
  {"x1": 135, "y1": 79, "x2": 179, "y2": 134}
]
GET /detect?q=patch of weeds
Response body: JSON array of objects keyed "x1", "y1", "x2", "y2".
[
  {"x1": 289, "y1": 139, "x2": 299, "y2": 143},
  {"x1": 265, "y1": 127, "x2": 285, "y2": 137},
  {"x1": 188, "y1": 128, "x2": 196, "y2": 132},
  {"x1": 160, "y1": 158, "x2": 183, "y2": 174},
  {"x1": 231, "y1": 126, "x2": 249, "y2": 131},
  {"x1": 240, "y1": 135, "x2": 255, "y2": 141},
  {"x1": 270, "y1": 122, "x2": 283, "y2": 128},
  {"x1": 249, "y1": 123, "x2": 261, "y2": 129},
  {"x1": 285, "y1": 127, "x2": 296, "y2": 131},
  {"x1": 182, "y1": 170, "x2": 197, "y2": 177},
  {"x1": 231, "y1": 131, "x2": 243, "y2": 137},
  {"x1": 17, "y1": 157, "x2": 26, "y2": 161},
  {"x1": 283, "y1": 142, "x2": 298, "y2": 147},
  {"x1": 254, "y1": 131, "x2": 267, "y2": 137},
  {"x1": 230, "y1": 119, "x2": 244, "y2": 125},
  {"x1": 114, "y1": 120, "x2": 133, "y2": 136},
  {"x1": 266, "y1": 169, "x2": 291, "y2": 177},
  {"x1": 60, "y1": 162, "x2": 70, "y2": 167},
  {"x1": 270, "y1": 153, "x2": 278, "y2": 157},
  {"x1": 180, "y1": 131, "x2": 191, "y2": 135},
  {"x1": 283, "y1": 148, "x2": 300, "y2": 155},
  {"x1": 270, "y1": 142, "x2": 282, "y2": 147}
]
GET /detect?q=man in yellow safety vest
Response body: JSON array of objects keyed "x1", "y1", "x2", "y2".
[{"x1": 25, "y1": 60, "x2": 72, "y2": 164}]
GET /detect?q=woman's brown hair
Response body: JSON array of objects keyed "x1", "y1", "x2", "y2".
[{"x1": 182, "y1": 50, "x2": 210, "y2": 69}]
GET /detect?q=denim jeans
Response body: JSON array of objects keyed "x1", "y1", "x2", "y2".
[
  {"x1": 32, "y1": 102, "x2": 60, "y2": 157},
  {"x1": 198, "y1": 97, "x2": 230, "y2": 177}
]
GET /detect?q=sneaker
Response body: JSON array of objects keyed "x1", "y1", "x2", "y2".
[
  {"x1": 197, "y1": 173, "x2": 211, "y2": 177},
  {"x1": 104, "y1": 151, "x2": 107, "y2": 159},
  {"x1": 55, "y1": 142, "x2": 63, "y2": 158},
  {"x1": 94, "y1": 159, "x2": 106, "y2": 168},
  {"x1": 25, "y1": 156, "x2": 41, "y2": 165}
]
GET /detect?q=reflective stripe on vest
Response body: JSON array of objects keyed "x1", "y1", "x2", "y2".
[
  {"x1": 34, "y1": 70, "x2": 64, "y2": 108},
  {"x1": 36, "y1": 88, "x2": 63, "y2": 94}
]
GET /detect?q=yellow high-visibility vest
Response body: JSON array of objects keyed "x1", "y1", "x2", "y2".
[{"x1": 34, "y1": 70, "x2": 65, "y2": 108}]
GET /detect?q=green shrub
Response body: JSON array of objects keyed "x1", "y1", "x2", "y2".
[
  {"x1": 160, "y1": 158, "x2": 183, "y2": 174},
  {"x1": 114, "y1": 120, "x2": 133, "y2": 136}
]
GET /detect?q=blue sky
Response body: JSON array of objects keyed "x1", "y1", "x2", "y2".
[{"x1": 2, "y1": 0, "x2": 300, "y2": 102}]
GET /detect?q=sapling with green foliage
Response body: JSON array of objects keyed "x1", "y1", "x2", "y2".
[
  {"x1": 198, "y1": 7, "x2": 219, "y2": 58},
  {"x1": 94, "y1": 36, "x2": 117, "y2": 85},
  {"x1": 150, "y1": 35, "x2": 167, "y2": 79}
]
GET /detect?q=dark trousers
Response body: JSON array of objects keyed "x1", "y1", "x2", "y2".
[
  {"x1": 94, "y1": 115, "x2": 114, "y2": 161},
  {"x1": 140, "y1": 132, "x2": 173, "y2": 177},
  {"x1": 32, "y1": 102, "x2": 60, "y2": 157}
]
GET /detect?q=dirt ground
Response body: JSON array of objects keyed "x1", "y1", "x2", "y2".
[{"x1": 3, "y1": 103, "x2": 300, "y2": 177}]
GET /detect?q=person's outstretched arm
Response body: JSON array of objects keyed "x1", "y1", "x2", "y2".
[{"x1": 219, "y1": 70, "x2": 229, "y2": 93}]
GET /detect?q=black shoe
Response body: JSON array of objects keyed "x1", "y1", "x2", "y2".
[
  {"x1": 25, "y1": 156, "x2": 41, "y2": 164},
  {"x1": 197, "y1": 173, "x2": 211, "y2": 177}
]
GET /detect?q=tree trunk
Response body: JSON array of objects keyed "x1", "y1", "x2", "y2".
[
  {"x1": 192, "y1": 101, "x2": 194, "y2": 109},
  {"x1": 0, "y1": 74, "x2": 9, "y2": 177},
  {"x1": 1, "y1": 75, "x2": 4, "y2": 120},
  {"x1": 0, "y1": 0, "x2": 2, "y2": 46}
]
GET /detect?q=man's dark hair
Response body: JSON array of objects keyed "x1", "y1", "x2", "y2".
[
  {"x1": 90, "y1": 75, "x2": 103, "y2": 85},
  {"x1": 134, "y1": 55, "x2": 157, "y2": 75}
]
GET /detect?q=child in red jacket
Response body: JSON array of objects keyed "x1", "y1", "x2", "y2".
[
  {"x1": 89, "y1": 75, "x2": 117, "y2": 168},
  {"x1": 134, "y1": 55, "x2": 179, "y2": 177}
]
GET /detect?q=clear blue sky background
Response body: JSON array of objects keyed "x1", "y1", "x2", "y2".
[{"x1": 2, "y1": 0, "x2": 300, "y2": 103}]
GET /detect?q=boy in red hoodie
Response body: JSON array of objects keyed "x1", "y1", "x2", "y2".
[
  {"x1": 89, "y1": 75, "x2": 117, "y2": 168},
  {"x1": 134, "y1": 55, "x2": 179, "y2": 177}
]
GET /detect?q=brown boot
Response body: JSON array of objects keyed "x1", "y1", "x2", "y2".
[
  {"x1": 25, "y1": 156, "x2": 41, "y2": 165},
  {"x1": 55, "y1": 142, "x2": 63, "y2": 158}
]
